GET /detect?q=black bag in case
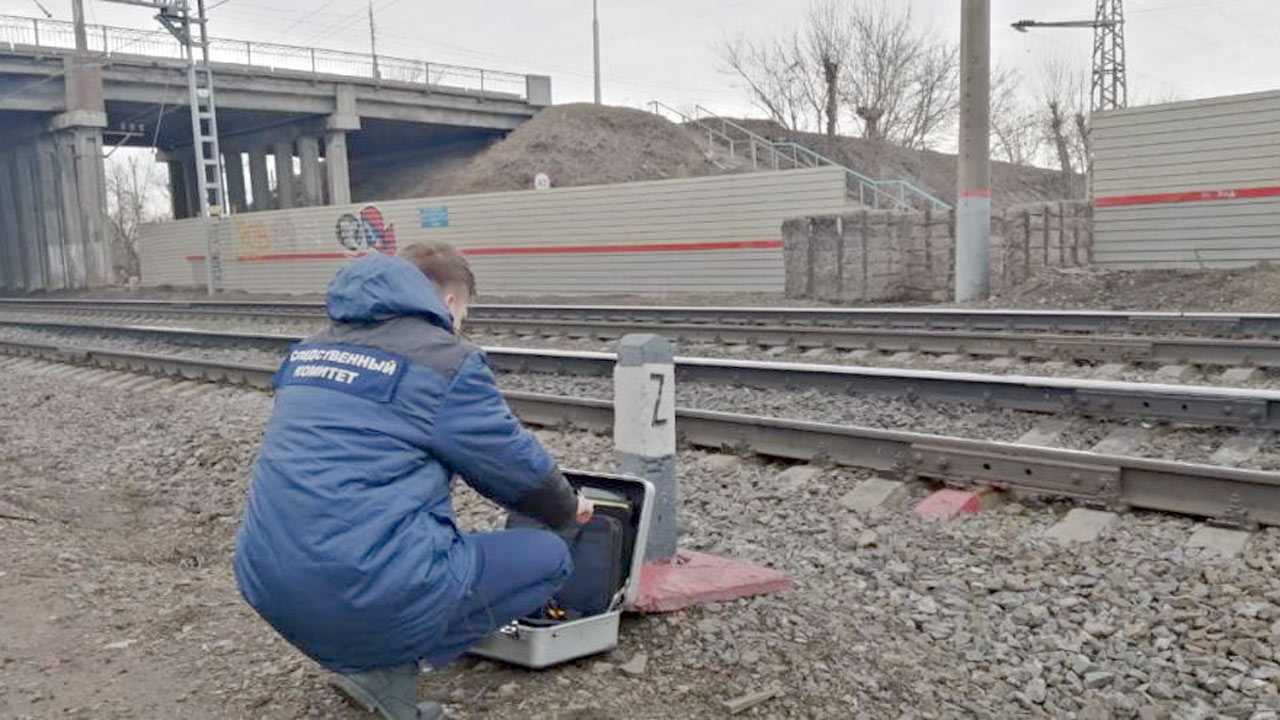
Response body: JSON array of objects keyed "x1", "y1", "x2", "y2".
[
  {"x1": 469, "y1": 471, "x2": 654, "y2": 669},
  {"x1": 506, "y1": 489, "x2": 633, "y2": 619}
]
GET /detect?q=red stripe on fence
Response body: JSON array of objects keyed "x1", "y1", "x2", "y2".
[
  {"x1": 185, "y1": 239, "x2": 784, "y2": 263},
  {"x1": 1095, "y1": 185, "x2": 1280, "y2": 208},
  {"x1": 460, "y1": 240, "x2": 784, "y2": 256}
]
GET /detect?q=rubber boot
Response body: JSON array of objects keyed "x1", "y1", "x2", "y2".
[{"x1": 330, "y1": 662, "x2": 443, "y2": 720}]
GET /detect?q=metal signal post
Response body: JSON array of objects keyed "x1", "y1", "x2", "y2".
[{"x1": 103, "y1": 0, "x2": 228, "y2": 294}]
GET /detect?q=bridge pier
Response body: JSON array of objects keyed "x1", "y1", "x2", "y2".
[
  {"x1": 223, "y1": 150, "x2": 247, "y2": 213},
  {"x1": 273, "y1": 141, "x2": 296, "y2": 210},
  {"x1": 0, "y1": 58, "x2": 112, "y2": 293},
  {"x1": 248, "y1": 148, "x2": 272, "y2": 211},
  {"x1": 297, "y1": 137, "x2": 322, "y2": 206}
]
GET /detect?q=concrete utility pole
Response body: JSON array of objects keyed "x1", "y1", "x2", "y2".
[
  {"x1": 955, "y1": 0, "x2": 991, "y2": 303},
  {"x1": 368, "y1": 0, "x2": 380, "y2": 81},
  {"x1": 592, "y1": 0, "x2": 601, "y2": 104},
  {"x1": 71, "y1": 0, "x2": 88, "y2": 51}
]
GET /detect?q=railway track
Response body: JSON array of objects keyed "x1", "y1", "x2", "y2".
[
  {"x1": 3, "y1": 337, "x2": 1278, "y2": 529},
  {"x1": 5, "y1": 317, "x2": 1280, "y2": 428},
  {"x1": 6, "y1": 299, "x2": 1280, "y2": 369},
  {"x1": 5, "y1": 297, "x2": 1280, "y2": 334}
]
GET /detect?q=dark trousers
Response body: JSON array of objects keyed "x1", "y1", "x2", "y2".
[{"x1": 421, "y1": 528, "x2": 572, "y2": 668}]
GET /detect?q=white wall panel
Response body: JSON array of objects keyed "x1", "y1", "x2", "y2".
[
  {"x1": 137, "y1": 167, "x2": 850, "y2": 295},
  {"x1": 1092, "y1": 90, "x2": 1280, "y2": 269}
]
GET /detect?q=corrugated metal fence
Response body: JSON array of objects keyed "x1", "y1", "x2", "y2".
[
  {"x1": 139, "y1": 167, "x2": 850, "y2": 295},
  {"x1": 1093, "y1": 90, "x2": 1280, "y2": 268}
]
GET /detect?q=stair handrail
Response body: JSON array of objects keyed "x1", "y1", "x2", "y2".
[
  {"x1": 647, "y1": 100, "x2": 741, "y2": 159},
  {"x1": 691, "y1": 105, "x2": 951, "y2": 212}
]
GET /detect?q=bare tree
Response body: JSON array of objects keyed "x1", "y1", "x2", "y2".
[
  {"x1": 989, "y1": 65, "x2": 1043, "y2": 166},
  {"x1": 805, "y1": 0, "x2": 854, "y2": 137},
  {"x1": 719, "y1": 33, "x2": 820, "y2": 131},
  {"x1": 106, "y1": 152, "x2": 170, "y2": 284},
  {"x1": 838, "y1": 0, "x2": 959, "y2": 149},
  {"x1": 1037, "y1": 55, "x2": 1090, "y2": 195}
]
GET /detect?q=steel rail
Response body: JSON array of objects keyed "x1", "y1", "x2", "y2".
[
  {"x1": 4, "y1": 318, "x2": 1280, "y2": 429},
  {"x1": 12, "y1": 305, "x2": 1280, "y2": 366},
  {"x1": 2, "y1": 338, "x2": 1277, "y2": 529},
  {"x1": 3, "y1": 298, "x2": 1280, "y2": 335},
  {"x1": 469, "y1": 317, "x2": 1280, "y2": 368}
]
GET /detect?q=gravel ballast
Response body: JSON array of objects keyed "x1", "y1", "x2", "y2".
[
  {"x1": 0, "y1": 321, "x2": 1272, "y2": 471},
  {"x1": 5, "y1": 311, "x2": 1280, "y2": 390},
  {"x1": 6, "y1": 361, "x2": 1280, "y2": 719}
]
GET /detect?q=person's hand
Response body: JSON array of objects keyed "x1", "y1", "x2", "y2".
[{"x1": 576, "y1": 495, "x2": 595, "y2": 524}]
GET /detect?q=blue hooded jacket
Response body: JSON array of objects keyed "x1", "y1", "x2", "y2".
[{"x1": 233, "y1": 253, "x2": 578, "y2": 673}]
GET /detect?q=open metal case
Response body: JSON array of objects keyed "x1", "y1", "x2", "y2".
[{"x1": 467, "y1": 470, "x2": 654, "y2": 669}]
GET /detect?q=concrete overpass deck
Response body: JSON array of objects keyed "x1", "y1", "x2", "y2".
[{"x1": 0, "y1": 13, "x2": 551, "y2": 291}]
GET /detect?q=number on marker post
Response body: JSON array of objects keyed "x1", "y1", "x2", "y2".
[{"x1": 649, "y1": 372, "x2": 668, "y2": 427}]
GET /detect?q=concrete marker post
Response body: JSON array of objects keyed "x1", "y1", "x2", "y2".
[
  {"x1": 613, "y1": 333, "x2": 792, "y2": 613},
  {"x1": 613, "y1": 333, "x2": 677, "y2": 562}
]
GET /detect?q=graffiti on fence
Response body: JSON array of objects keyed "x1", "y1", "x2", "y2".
[{"x1": 337, "y1": 205, "x2": 397, "y2": 257}]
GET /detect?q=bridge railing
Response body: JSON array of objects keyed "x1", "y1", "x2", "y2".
[{"x1": 0, "y1": 13, "x2": 529, "y2": 99}]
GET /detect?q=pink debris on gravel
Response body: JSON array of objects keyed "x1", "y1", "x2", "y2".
[
  {"x1": 914, "y1": 487, "x2": 1002, "y2": 521},
  {"x1": 630, "y1": 551, "x2": 791, "y2": 613}
]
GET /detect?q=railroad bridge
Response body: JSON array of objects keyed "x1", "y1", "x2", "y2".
[{"x1": 0, "y1": 14, "x2": 550, "y2": 292}]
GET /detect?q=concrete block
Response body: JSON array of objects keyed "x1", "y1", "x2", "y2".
[
  {"x1": 765, "y1": 345, "x2": 790, "y2": 356},
  {"x1": 846, "y1": 349, "x2": 878, "y2": 363},
  {"x1": 159, "y1": 381, "x2": 199, "y2": 395},
  {"x1": 914, "y1": 487, "x2": 1003, "y2": 521},
  {"x1": 115, "y1": 375, "x2": 157, "y2": 391},
  {"x1": 1186, "y1": 525, "x2": 1251, "y2": 559},
  {"x1": 801, "y1": 347, "x2": 830, "y2": 359},
  {"x1": 80, "y1": 370, "x2": 115, "y2": 383},
  {"x1": 888, "y1": 351, "x2": 917, "y2": 364},
  {"x1": 61, "y1": 367, "x2": 100, "y2": 381},
  {"x1": 1040, "y1": 361, "x2": 1070, "y2": 373},
  {"x1": 178, "y1": 384, "x2": 219, "y2": 398},
  {"x1": 47, "y1": 110, "x2": 108, "y2": 131},
  {"x1": 1043, "y1": 509, "x2": 1117, "y2": 544},
  {"x1": 1093, "y1": 363, "x2": 1128, "y2": 380},
  {"x1": 1091, "y1": 426, "x2": 1147, "y2": 456},
  {"x1": 933, "y1": 353, "x2": 965, "y2": 364},
  {"x1": 1210, "y1": 432, "x2": 1272, "y2": 467},
  {"x1": 701, "y1": 454, "x2": 743, "y2": 473},
  {"x1": 1155, "y1": 364, "x2": 1194, "y2": 382},
  {"x1": 1017, "y1": 418, "x2": 1072, "y2": 448},
  {"x1": 839, "y1": 478, "x2": 909, "y2": 514},
  {"x1": 40, "y1": 364, "x2": 81, "y2": 378},
  {"x1": 988, "y1": 357, "x2": 1019, "y2": 370},
  {"x1": 631, "y1": 551, "x2": 791, "y2": 613},
  {"x1": 1221, "y1": 367, "x2": 1263, "y2": 385},
  {"x1": 131, "y1": 378, "x2": 173, "y2": 393},
  {"x1": 773, "y1": 465, "x2": 824, "y2": 495},
  {"x1": 782, "y1": 219, "x2": 812, "y2": 298},
  {"x1": 99, "y1": 373, "x2": 137, "y2": 388},
  {"x1": 525, "y1": 75, "x2": 553, "y2": 106}
]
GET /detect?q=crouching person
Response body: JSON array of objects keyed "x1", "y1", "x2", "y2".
[{"x1": 233, "y1": 242, "x2": 593, "y2": 719}]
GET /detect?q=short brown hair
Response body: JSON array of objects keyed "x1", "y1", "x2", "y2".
[{"x1": 399, "y1": 241, "x2": 477, "y2": 297}]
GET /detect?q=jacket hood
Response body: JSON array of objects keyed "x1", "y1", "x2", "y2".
[{"x1": 325, "y1": 253, "x2": 454, "y2": 330}]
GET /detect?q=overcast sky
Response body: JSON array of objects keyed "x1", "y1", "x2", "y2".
[{"x1": 4, "y1": 0, "x2": 1278, "y2": 135}]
